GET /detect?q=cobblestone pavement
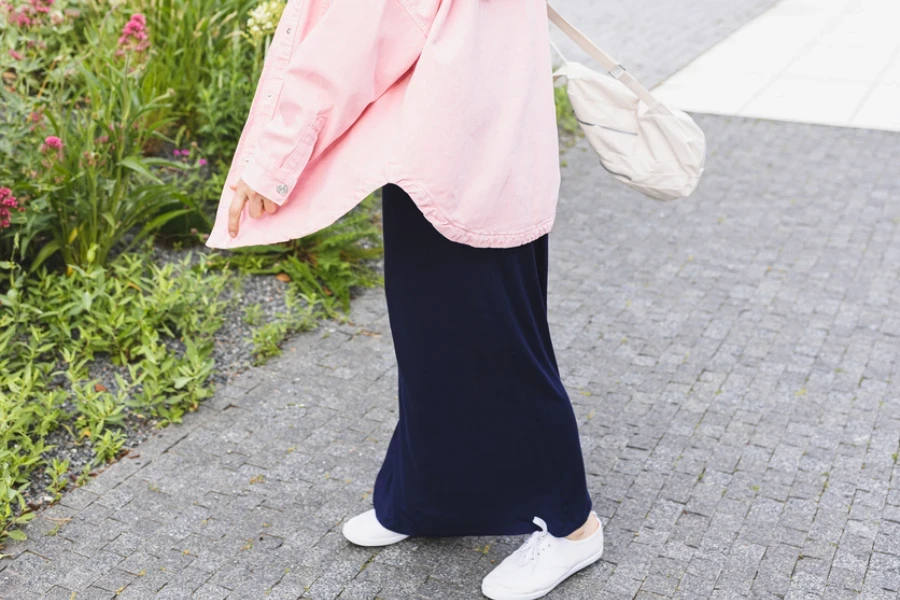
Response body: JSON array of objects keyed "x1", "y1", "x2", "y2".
[{"x1": 5, "y1": 2, "x2": 900, "y2": 600}]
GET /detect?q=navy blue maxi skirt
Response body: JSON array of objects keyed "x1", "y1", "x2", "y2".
[{"x1": 372, "y1": 183, "x2": 592, "y2": 538}]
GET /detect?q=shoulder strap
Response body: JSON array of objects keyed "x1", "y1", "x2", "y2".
[{"x1": 547, "y1": 3, "x2": 660, "y2": 109}]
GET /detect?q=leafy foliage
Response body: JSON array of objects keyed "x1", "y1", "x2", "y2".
[
  {"x1": 209, "y1": 195, "x2": 384, "y2": 318},
  {"x1": 1, "y1": 0, "x2": 268, "y2": 266},
  {"x1": 0, "y1": 250, "x2": 230, "y2": 546}
]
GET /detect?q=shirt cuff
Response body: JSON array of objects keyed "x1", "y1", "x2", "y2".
[
  {"x1": 238, "y1": 114, "x2": 327, "y2": 206},
  {"x1": 238, "y1": 153, "x2": 296, "y2": 207}
]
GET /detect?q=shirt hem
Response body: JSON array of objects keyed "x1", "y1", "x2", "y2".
[
  {"x1": 205, "y1": 166, "x2": 556, "y2": 250},
  {"x1": 386, "y1": 163, "x2": 556, "y2": 249}
]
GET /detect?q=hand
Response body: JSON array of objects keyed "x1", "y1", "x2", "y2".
[{"x1": 228, "y1": 179, "x2": 279, "y2": 238}]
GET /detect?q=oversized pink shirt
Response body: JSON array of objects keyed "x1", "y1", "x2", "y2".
[{"x1": 206, "y1": 0, "x2": 561, "y2": 250}]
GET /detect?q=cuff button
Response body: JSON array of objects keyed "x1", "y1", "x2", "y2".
[{"x1": 276, "y1": 184, "x2": 288, "y2": 195}]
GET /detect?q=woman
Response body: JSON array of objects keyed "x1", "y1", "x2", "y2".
[{"x1": 206, "y1": 1, "x2": 604, "y2": 598}]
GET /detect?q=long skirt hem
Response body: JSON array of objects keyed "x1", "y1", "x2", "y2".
[{"x1": 374, "y1": 501, "x2": 594, "y2": 538}]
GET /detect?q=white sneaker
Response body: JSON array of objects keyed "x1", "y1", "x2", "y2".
[
  {"x1": 481, "y1": 512, "x2": 604, "y2": 600},
  {"x1": 341, "y1": 509, "x2": 409, "y2": 547}
]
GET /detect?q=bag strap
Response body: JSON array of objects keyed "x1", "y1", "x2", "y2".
[
  {"x1": 547, "y1": 3, "x2": 660, "y2": 109},
  {"x1": 548, "y1": 34, "x2": 568, "y2": 64}
]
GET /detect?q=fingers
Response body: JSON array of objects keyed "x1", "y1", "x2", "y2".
[
  {"x1": 248, "y1": 196, "x2": 264, "y2": 219},
  {"x1": 228, "y1": 189, "x2": 248, "y2": 238},
  {"x1": 227, "y1": 181, "x2": 279, "y2": 238},
  {"x1": 244, "y1": 194, "x2": 278, "y2": 220}
]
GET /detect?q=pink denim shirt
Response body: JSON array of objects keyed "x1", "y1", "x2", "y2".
[{"x1": 206, "y1": 0, "x2": 561, "y2": 250}]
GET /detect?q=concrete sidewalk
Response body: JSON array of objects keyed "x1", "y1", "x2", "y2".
[{"x1": 652, "y1": 0, "x2": 900, "y2": 131}]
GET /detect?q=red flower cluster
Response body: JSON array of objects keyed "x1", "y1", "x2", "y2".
[
  {"x1": 42, "y1": 135, "x2": 63, "y2": 150},
  {"x1": 0, "y1": 187, "x2": 23, "y2": 229},
  {"x1": 3, "y1": 0, "x2": 55, "y2": 28},
  {"x1": 39, "y1": 135, "x2": 64, "y2": 161},
  {"x1": 117, "y1": 13, "x2": 150, "y2": 55}
]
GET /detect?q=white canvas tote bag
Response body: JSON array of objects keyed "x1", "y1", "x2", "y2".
[{"x1": 547, "y1": 4, "x2": 707, "y2": 201}]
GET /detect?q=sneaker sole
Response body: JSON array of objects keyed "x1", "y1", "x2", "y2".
[
  {"x1": 342, "y1": 530, "x2": 409, "y2": 547},
  {"x1": 481, "y1": 546, "x2": 604, "y2": 600}
]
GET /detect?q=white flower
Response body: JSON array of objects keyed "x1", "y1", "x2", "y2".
[{"x1": 246, "y1": 0, "x2": 285, "y2": 42}]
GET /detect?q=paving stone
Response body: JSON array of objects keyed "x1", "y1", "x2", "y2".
[
  {"x1": 192, "y1": 583, "x2": 231, "y2": 600},
  {"x1": 91, "y1": 568, "x2": 137, "y2": 594}
]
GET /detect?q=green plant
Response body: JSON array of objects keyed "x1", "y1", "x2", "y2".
[
  {"x1": 0, "y1": 0, "x2": 85, "y2": 96},
  {"x1": 0, "y1": 93, "x2": 48, "y2": 262},
  {"x1": 142, "y1": 0, "x2": 259, "y2": 141},
  {"x1": 554, "y1": 83, "x2": 582, "y2": 149},
  {"x1": 0, "y1": 512, "x2": 36, "y2": 550},
  {"x1": 242, "y1": 303, "x2": 263, "y2": 326},
  {"x1": 214, "y1": 195, "x2": 384, "y2": 318},
  {"x1": 190, "y1": 9, "x2": 264, "y2": 163},
  {"x1": 45, "y1": 458, "x2": 71, "y2": 502},
  {"x1": 71, "y1": 377, "x2": 128, "y2": 439},
  {"x1": 250, "y1": 290, "x2": 320, "y2": 364},
  {"x1": 27, "y1": 58, "x2": 192, "y2": 268},
  {"x1": 74, "y1": 461, "x2": 93, "y2": 487},
  {"x1": 93, "y1": 430, "x2": 127, "y2": 464},
  {"x1": 0, "y1": 250, "x2": 231, "y2": 545}
]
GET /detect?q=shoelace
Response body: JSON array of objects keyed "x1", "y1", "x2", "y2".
[{"x1": 517, "y1": 516, "x2": 551, "y2": 565}]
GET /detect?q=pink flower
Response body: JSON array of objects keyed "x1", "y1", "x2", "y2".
[
  {"x1": 8, "y1": 49, "x2": 23, "y2": 60},
  {"x1": 27, "y1": 111, "x2": 44, "y2": 132},
  {"x1": 0, "y1": 187, "x2": 19, "y2": 229},
  {"x1": 28, "y1": 0, "x2": 53, "y2": 14},
  {"x1": 198, "y1": 158, "x2": 207, "y2": 166},
  {"x1": 8, "y1": 10, "x2": 31, "y2": 27},
  {"x1": 40, "y1": 136, "x2": 64, "y2": 157},
  {"x1": 3, "y1": 0, "x2": 52, "y2": 27},
  {"x1": 118, "y1": 13, "x2": 150, "y2": 53}
]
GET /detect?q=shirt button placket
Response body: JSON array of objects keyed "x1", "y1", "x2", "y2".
[{"x1": 270, "y1": 3, "x2": 298, "y2": 198}]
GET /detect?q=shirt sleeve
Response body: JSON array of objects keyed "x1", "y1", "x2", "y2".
[{"x1": 239, "y1": 0, "x2": 441, "y2": 205}]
